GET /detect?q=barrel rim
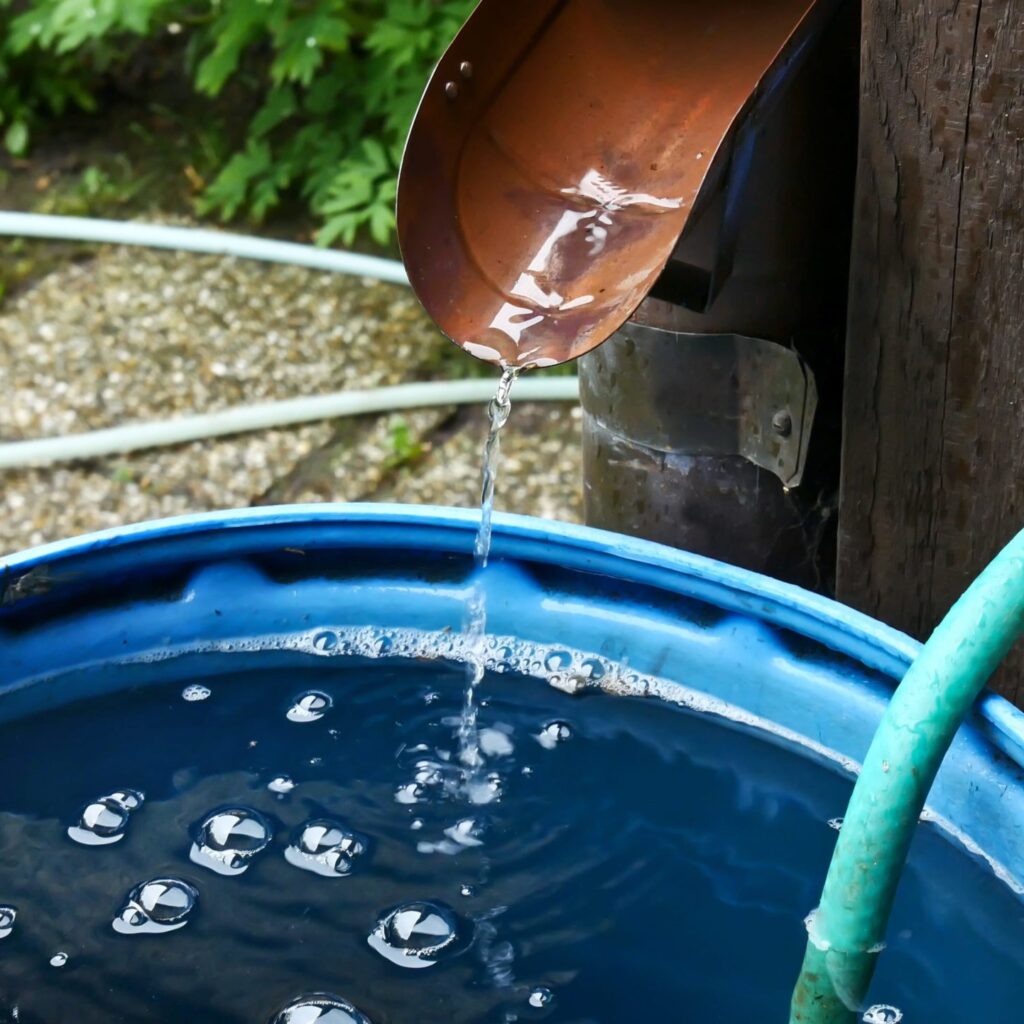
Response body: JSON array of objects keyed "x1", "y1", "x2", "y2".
[{"x1": 3, "y1": 502, "x2": 1022, "y2": 766}]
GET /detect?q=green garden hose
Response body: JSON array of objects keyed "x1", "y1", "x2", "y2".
[{"x1": 790, "y1": 527, "x2": 1024, "y2": 1023}]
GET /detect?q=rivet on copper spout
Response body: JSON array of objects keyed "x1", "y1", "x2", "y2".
[
  {"x1": 459, "y1": 61, "x2": 473, "y2": 79},
  {"x1": 444, "y1": 81, "x2": 459, "y2": 100}
]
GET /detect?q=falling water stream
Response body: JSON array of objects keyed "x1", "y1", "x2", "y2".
[{"x1": 456, "y1": 366, "x2": 519, "y2": 770}]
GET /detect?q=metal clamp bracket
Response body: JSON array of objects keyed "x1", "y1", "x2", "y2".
[{"x1": 579, "y1": 322, "x2": 817, "y2": 487}]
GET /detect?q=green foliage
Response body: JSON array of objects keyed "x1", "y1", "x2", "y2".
[
  {"x1": 384, "y1": 415, "x2": 424, "y2": 470},
  {"x1": 0, "y1": 0, "x2": 476, "y2": 247}
]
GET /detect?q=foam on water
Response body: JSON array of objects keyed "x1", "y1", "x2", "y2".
[{"x1": 115, "y1": 620, "x2": 1024, "y2": 894}]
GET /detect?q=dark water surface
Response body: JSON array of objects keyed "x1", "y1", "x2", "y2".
[{"x1": 0, "y1": 656, "x2": 1021, "y2": 1023}]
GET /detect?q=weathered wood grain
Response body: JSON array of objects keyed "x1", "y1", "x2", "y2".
[{"x1": 838, "y1": 0, "x2": 1024, "y2": 702}]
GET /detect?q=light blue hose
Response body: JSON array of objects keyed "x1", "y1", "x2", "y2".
[{"x1": 790, "y1": 527, "x2": 1024, "y2": 1022}]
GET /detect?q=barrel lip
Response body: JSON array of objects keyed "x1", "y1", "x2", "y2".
[{"x1": 3, "y1": 502, "x2": 1023, "y2": 768}]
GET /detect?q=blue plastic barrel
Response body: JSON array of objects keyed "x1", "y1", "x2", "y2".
[{"x1": 3, "y1": 502, "x2": 1023, "y2": 890}]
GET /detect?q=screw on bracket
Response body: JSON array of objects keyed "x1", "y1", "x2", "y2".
[{"x1": 771, "y1": 410, "x2": 793, "y2": 437}]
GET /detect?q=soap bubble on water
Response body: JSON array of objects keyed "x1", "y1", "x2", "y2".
[
  {"x1": 863, "y1": 1007, "x2": 903, "y2": 1024},
  {"x1": 535, "y1": 721, "x2": 571, "y2": 750},
  {"x1": 181, "y1": 684, "x2": 211, "y2": 702},
  {"x1": 67, "y1": 788, "x2": 145, "y2": 846},
  {"x1": 284, "y1": 819, "x2": 368, "y2": 878},
  {"x1": 286, "y1": 691, "x2": 333, "y2": 723},
  {"x1": 367, "y1": 900, "x2": 462, "y2": 969},
  {"x1": 270, "y1": 993, "x2": 372, "y2": 1024},
  {"x1": 528, "y1": 987, "x2": 554, "y2": 1009},
  {"x1": 0, "y1": 906, "x2": 15, "y2": 939},
  {"x1": 112, "y1": 878, "x2": 198, "y2": 936},
  {"x1": 268, "y1": 775, "x2": 296, "y2": 795},
  {"x1": 49, "y1": 952, "x2": 68, "y2": 967},
  {"x1": 190, "y1": 807, "x2": 272, "y2": 876}
]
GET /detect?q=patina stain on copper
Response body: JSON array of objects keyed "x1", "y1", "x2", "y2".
[{"x1": 397, "y1": 0, "x2": 823, "y2": 368}]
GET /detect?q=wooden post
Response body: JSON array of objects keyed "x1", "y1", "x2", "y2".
[{"x1": 837, "y1": 0, "x2": 1024, "y2": 704}]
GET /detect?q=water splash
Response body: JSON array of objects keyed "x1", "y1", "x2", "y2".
[
  {"x1": 0, "y1": 906, "x2": 15, "y2": 939},
  {"x1": 458, "y1": 366, "x2": 518, "y2": 770}
]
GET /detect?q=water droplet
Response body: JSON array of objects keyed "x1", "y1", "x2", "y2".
[
  {"x1": 459, "y1": 60, "x2": 473, "y2": 79},
  {"x1": 285, "y1": 819, "x2": 368, "y2": 878},
  {"x1": 270, "y1": 993, "x2": 372, "y2": 1024},
  {"x1": 182, "y1": 684, "x2": 211, "y2": 702},
  {"x1": 367, "y1": 900, "x2": 463, "y2": 969},
  {"x1": 863, "y1": 1008, "x2": 903, "y2": 1024},
  {"x1": 444, "y1": 80, "x2": 459, "y2": 100},
  {"x1": 313, "y1": 630, "x2": 338, "y2": 652},
  {"x1": 190, "y1": 807, "x2": 272, "y2": 876},
  {"x1": 49, "y1": 952, "x2": 68, "y2": 967},
  {"x1": 827, "y1": 817, "x2": 843, "y2": 831},
  {"x1": 535, "y1": 721, "x2": 571, "y2": 750},
  {"x1": 0, "y1": 906, "x2": 15, "y2": 939},
  {"x1": 287, "y1": 691, "x2": 333, "y2": 723},
  {"x1": 544, "y1": 650, "x2": 572, "y2": 672},
  {"x1": 67, "y1": 789, "x2": 145, "y2": 846},
  {"x1": 112, "y1": 878, "x2": 198, "y2": 935},
  {"x1": 268, "y1": 776, "x2": 296, "y2": 795},
  {"x1": 528, "y1": 987, "x2": 554, "y2": 1009}
]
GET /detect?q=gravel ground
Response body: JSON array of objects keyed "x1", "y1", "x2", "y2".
[{"x1": 0, "y1": 231, "x2": 582, "y2": 555}]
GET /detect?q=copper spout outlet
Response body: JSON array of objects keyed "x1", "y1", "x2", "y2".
[{"x1": 397, "y1": 0, "x2": 833, "y2": 368}]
